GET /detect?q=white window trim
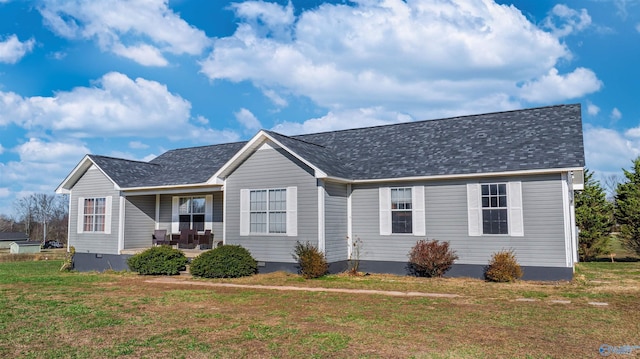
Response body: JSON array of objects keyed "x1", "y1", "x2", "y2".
[
  {"x1": 466, "y1": 182, "x2": 523, "y2": 237},
  {"x1": 77, "y1": 196, "x2": 112, "y2": 234},
  {"x1": 240, "y1": 187, "x2": 297, "y2": 236},
  {"x1": 379, "y1": 186, "x2": 425, "y2": 236}
]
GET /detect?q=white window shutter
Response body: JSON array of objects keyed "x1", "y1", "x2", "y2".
[
  {"x1": 77, "y1": 197, "x2": 85, "y2": 233},
  {"x1": 239, "y1": 189, "x2": 250, "y2": 236},
  {"x1": 286, "y1": 186, "x2": 298, "y2": 237},
  {"x1": 104, "y1": 196, "x2": 112, "y2": 234},
  {"x1": 205, "y1": 194, "x2": 213, "y2": 230},
  {"x1": 412, "y1": 186, "x2": 426, "y2": 236},
  {"x1": 379, "y1": 187, "x2": 391, "y2": 235},
  {"x1": 171, "y1": 197, "x2": 179, "y2": 233},
  {"x1": 467, "y1": 183, "x2": 482, "y2": 236},
  {"x1": 508, "y1": 181, "x2": 524, "y2": 236}
]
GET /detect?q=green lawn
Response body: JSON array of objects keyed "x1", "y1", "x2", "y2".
[{"x1": 1, "y1": 261, "x2": 639, "y2": 358}]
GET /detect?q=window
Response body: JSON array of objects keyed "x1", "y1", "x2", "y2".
[
  {"x1": 178, "y1": 197, "x2": 205, "y2": 231},
  {"x1": 391, "y1": 188, "x2": 412, "y2": 234},
  {"x1": 481, "y1": 184, "x2": 508, "y2": 234},
  {"x1": 379, "y1": 186, "x2": 425, "y2": 236},
  {"x1": 77, "y1": 196, "x2": 111, "y2": 234},
  {"x1": 83, "y1": 198, "x2": 106, "y2": 232},
  {"x1": 467, "y1": 182, "x2": 523, "y2": 237},
  {"x1": 249, "y1": 189, "x2": 286, "y2": 234},
  {"x1": 240, "y1": 187, "x2": 296, "y2": 236}
]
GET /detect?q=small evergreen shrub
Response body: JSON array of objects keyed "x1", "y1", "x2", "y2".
[
  {"x1": 293, "y1": 241, "x2": 328, "y2": 279},
  {"x1": 190, "y1": 245, "x2": 257, "y2": 278},
  {"x1": 485, "y1": 250, "x2": 523, "y2": 282},
  {"x1": 127, "y1": 246, "x2": 188, "y2": 275},
  {"x1": 408, "y1": 239, "x2": 458, "y2": 277}
]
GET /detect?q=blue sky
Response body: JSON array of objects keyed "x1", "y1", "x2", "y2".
[{"x1": 0, "y1": 0, "x2": 638, "y2": 215}]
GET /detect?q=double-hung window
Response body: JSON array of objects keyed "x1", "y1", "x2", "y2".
[
  {"x1": 250, "y1": 189, "x2": 286, "y2": 234},
  {"x1": 481, "y1": 184, "x2": 508, "y2": 234},
  {"x1": 240, "y1": 187, "x2": 297, "y2": 236},
  {"x1": 178, "y1": 197, "x2": 205, "y2": 231},
  {"x1": 83, "y1": 198, "x2": 106, "y2": 232},
  {"x1": 467, "y1": 182, "x2": 523, "y2": 237},
  {"x1": 391, "y1": 188, "x2": 413, "y2": 234},
  {"x1": 379, "y1": 186, "x2": 425, "y2": 236},
  {"x1": 77, "y1": 196, "x2": 111, "y2": 234}
]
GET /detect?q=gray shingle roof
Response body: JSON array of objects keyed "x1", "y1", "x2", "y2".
[
  {"x1": 86, "y1": 104, "x2": 584, "y2": 187},
  {"x1": 295, "y1": 103, "x2": 584, "y2": 179}
]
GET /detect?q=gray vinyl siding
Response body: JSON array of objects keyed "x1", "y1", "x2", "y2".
[
  {"x1": 68, "y1": 166, "x2": 120, "y2": 255},
  {"x1": 123, "y1": 195, "x2": 155, "y2": 249},
  {"x1": 351, "y1": 173, "x2": 568, "y2": 268},
  {"x1": 324, "y1": 181, "x2": 348, "y2": 262},
  {"x1": 225, "y1": 146, "x2": 318, "y2": 263}
]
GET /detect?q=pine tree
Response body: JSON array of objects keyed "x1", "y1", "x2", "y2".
[
  {"x1": 614, "y1": 157, "x2": 640, "y2": 256},
  {"x1": 576, "y1": 169, "x2": 613, "y2": 261}
]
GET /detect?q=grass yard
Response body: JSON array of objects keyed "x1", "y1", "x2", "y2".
[{"x1": 1, "y1": 261, "x2": 639, "y2": 358}]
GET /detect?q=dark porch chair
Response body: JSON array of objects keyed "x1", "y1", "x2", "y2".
[
  {"x1": 178, "y1": 229, "x2": 197, "y2": 249},
  {"x1": 196, "y1": 229, "x2": 212, "y2": 249},
  {"x1": 152, "y1": 229, "x2": 167, "y2": 246}
]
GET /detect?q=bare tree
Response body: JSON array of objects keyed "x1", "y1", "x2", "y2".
[
  {"x1": 603, "y1": 174, "x2": 623, "y2": 201},
  {"x1": 13, "y1": 193, "x2": 69, "y2": 244}
]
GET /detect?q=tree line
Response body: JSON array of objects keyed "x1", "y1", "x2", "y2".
[
  {"x1": 0, "y1": 194, "x2": 69, "y2": 244},
  {"x1": 577, "y1": 157, "x2": 640, "y2": 261}
]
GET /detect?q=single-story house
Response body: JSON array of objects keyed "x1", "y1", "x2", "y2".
[
  {"x1": 56, "y1": 104, "x2": 585, "y2": 280},
  {"x1": 0, "y1": 232, "x2": 30, "y2": 249}
]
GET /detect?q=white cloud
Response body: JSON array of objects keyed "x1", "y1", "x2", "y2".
[
  {"x1": 586, "y1": 101, "x2": 600, "y2": 116},
  {"x1": 272, "y1": 107, "x2": 412, "y2": 135},
  {"x1": 636, "y1": 23, "x2": 640, "y2": 32},
  {"x1": 519, "y1": 68, "x2": 602, "y2": 103},
  {"x1": 0, "y1": 71, "x2": 229, "y2": 140},
  {"x1": 39, "y1": 0, "x2": 210, "y2": 66},
  {"x1": 0, "y1": 143, "x2": 4, "y2": 155},
  {"x1": 584, "y1": 126, "x2": 640, "y2": 175},
  {"x1": 201, "y1": 0, "x2": 600, "y2": 126},
  {"x1": 14, "y1": 138, "x2": 89, "y2": 163},
  {"x1": 0, "y1": 34, "x2": 35, "y2": 64},
  {"x1": 610, "y1": 107, "x2": 622, "y2": 121},
  {"x1": 0, "y1": 188, "x2": 9, "y2": 198},
  {"x1": 129, "y1": 141, "x2": 149, "y2": 149},
  {"x1": 111, "y1": 43, "x2": 168, "y2": 67},
  {"x1": 262, "y1": 89, "x2": 288, "y2": 107},
  {"x1": 235, "y1": 108, "x2": 262, "y2": 133},
  {"x1": 542, "y1": 4, "x2": 591, "y2": 37}
]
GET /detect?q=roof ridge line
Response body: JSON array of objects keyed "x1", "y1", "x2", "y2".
[
  {"x1": 265, "y1": 130, "x2": 327, "y2": 148},
  {"x1": 89, "y1": 154, "x2": 160, "y2": 166},
  {"x1": 293, "y1": 103, "x2": 580, "y2": 137}
]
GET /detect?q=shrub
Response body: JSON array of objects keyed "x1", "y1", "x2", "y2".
[
  {"x1": 485, "y1": 250, "x2": 523, "y2": 282},
  {"x1": 190, "y1": 245, "x2": 257, "y2": 278},
  {"x1": 293, "y1": 241, "x2": 328, "y2": 279},
  {"x1": 127, "y1": 246, "x2": 188, "y2": 275},
  {"x1": 408, "y1": 239, "x2": 458, "y2": 277}
]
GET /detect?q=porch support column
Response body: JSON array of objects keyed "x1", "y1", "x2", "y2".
[
  {"x1": 317, "y1": 180, "x2": 325, "y2": 253},
  {"x1": 155, "y1": 194, "x2": 160, "y2": 230}
]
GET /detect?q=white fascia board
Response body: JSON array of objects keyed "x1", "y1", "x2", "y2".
[
  {"x1": 55, "y1": 155, "x2": 121, "y2": 193},
  {"x1": 209, "y1": 130, "x2": 328, "y2": 181},
  {"x1": 324, "y1": 167, "x2": 584, "y2": 184},
  {"x1": 121, "y1": 184, "x2": 223, "y2": 196}
]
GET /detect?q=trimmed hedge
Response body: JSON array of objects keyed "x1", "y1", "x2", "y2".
[
  {"x1": 127, "y1": 246, "x2": 188, "y2": 275},
  {"x1": 190, "y1": 245, "x2": 257, "y2": 278}
]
